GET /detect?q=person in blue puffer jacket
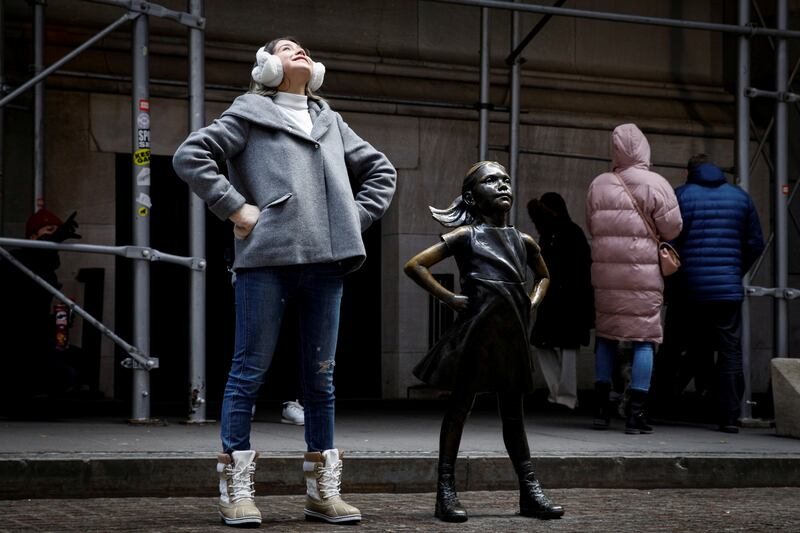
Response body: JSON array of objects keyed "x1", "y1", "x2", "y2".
[{"x1": 654, "y1": 154, "x2": 764, "y2": 433}]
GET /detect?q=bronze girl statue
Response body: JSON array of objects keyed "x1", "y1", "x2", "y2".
[{"x1": 404, "y1": 161, "x2": 564, "y2": 522}]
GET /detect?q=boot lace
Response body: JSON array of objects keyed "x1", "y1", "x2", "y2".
[
  {"x1": 226, "y1": 461, "x2": 256, "y2": 502},
  {"x1": 316, "y1": 461, "x2": 342, "y2": 499}
]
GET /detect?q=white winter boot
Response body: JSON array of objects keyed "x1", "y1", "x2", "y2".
[
  {"x1": 217, "y1": 450, "x2": 262, "y2": 527},
  {"x1": 303, "y1": 449, "x2": 361, "y2": 523}
]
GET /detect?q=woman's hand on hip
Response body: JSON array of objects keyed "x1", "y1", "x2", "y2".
[{"x1": 229, "y1": 203, "x2": 260, "y2": 240}]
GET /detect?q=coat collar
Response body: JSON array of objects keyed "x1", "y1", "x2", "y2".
[
  {"x1": 308, "y1": 98, "x2": 333, "y2": 140},
  {"x1": 687, "y1": 162, "x2": 727, "y2": 187},
  {"x1": 223, "y1": 93, "x2": 333, "y2": 142}
]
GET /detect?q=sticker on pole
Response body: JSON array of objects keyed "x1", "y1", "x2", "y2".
[
  {"x1": 137, "y1": 192, "x2": 152, "y2": 208},
  {"x1": 136, "y1": 168, "x2": 151, "y2": 186},
  {"x1": 783, "y1": 184, "x2": 790, "y2": 196},
  {"x1": 139, "y1": 99, "x2": 150, "y2": 111},
  {"x1": 137, "y1": 128, "x2": 150, "y2": 148},
  {"x1": 138, "y1": 206, "x2": 149, "y2": 217},
  {"x1": 137, "y1": 112, "x2": 150, "y2": 130},
  {"x1": 133, "y1": 148, "x2": 150, "y2": 166}
]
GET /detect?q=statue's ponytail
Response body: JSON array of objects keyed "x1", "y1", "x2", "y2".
[{"x1": 430, "y1": 195, "x2": 475, "y2": 228}]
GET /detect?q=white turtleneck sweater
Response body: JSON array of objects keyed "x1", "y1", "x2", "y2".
[{"x1": 273, "y1": 91, "x2": 313, "y2": 135}]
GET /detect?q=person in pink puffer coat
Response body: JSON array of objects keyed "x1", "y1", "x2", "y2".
[{"x1": 586, "y1": 123, "x2": 682, "y2": 434}]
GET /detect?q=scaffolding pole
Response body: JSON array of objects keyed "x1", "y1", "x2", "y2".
[
  {"x1": 131, "y1": 10, "x2": 152, "y2": 422},
  {"x1": 33, "y1": 0, "x2": 44, "y2": 210},
  {"x1": 508, "y1": 2, "x2": 520, "y2": 226},
  {"x1": 775, "y1": 0, "x2": 789, "y2": 358},
  {"x1": 0, "y1": 0, "x2": 5, "y2": 228},
  {"x1": 186, "y1": 0, "x2": 208, "y2": 423},
  {"x1": 479, "y1": 7, "x2": 490, "y2": 160},
  {"x1": 736, "y1": 0, "x2": 754, "y2": 420}
]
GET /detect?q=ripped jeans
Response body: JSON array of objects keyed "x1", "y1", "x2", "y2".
[{"x1": 221, "y1": 263, "x2": 345, "y2": 454}]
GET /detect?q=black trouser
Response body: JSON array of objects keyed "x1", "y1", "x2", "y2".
[
  {"x1": 439, "y1": 389, "x2": 530, "y2": 469},
  {"x1": 655, "y1": 300, "x2": 744, "y2": 424},
  {"x1": 654, "y1": 302, "x2": 715, "y2": 409}
]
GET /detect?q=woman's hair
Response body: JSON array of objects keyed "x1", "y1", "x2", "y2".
[
  {"x1": 527, "y1": 192, "x2": 570, "y2": 236},
  {"x1": 686, "y1": 153, "x2": 711, "y2": 170},
  {"x1": 248, "y1": 36, "x2": 323, "y2": 101},
  {"x1": 539, "y1": 192, "x2": 570, "y2": 221},
  {"x1": 430, "y1": 161, "x2": 508, "y2": 227}
]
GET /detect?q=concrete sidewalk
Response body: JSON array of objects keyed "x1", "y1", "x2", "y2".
[
  {"x1": 2, "y1": 401, "x2": 799, "y2": 499},
  {"x1": 3, "y1": 489, "x2": 800, "y2": 532}
]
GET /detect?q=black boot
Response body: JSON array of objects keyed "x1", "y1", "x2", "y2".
[
  {"x1": 434, "y1": 463, "x2": 468, "y2": 522},
  {"x1": 592, "y1": 381, "x2": 612, "y2": 429},
  {"x1": 516, "y1": 460, "x2": 564, "y2": 519},
  {"x1": 625, "y1": 389, "x2": 654, "y2": 434}
]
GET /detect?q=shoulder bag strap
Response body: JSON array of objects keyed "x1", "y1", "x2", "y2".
[{"x1": 613, "y1": 172, "x2": 660, "y2": 243}]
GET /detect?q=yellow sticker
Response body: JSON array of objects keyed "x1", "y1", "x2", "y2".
[
  {"x1": 133, "y1": 148, "x2": 151, "y2": 166},
  {"x1": 138, "y1": 206, "x2": 149, "y2": 217}
]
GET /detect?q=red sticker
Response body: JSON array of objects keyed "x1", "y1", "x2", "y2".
[
  {"x1": 783, "y1": 184, "x2": 790, "y2": 196},
  {"x1": 139, "y1": 99, "x2": 150, "y2": 111}
]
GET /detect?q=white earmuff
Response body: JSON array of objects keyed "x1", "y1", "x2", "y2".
[
  {"x1": 251, "y1": 45, "x2": 326, "y2": 92},
  {"x1": 251, "y1": 46, "x2": 284, "y2": 87},
  {"x1": 308, "y1": 62, "x2": 325, "y2": 92}
]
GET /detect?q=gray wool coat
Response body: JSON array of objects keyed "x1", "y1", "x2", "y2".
[{"x1": 173, "y1": 93, "x2": 397, "y2": 271}]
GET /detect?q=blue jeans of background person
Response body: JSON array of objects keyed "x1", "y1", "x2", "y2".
[
  {"x1": 595, "y1": 336, "x2": 654, "y2": 392},
  {"x1": 221, "y1": 263, "x2": 345, "y2": 454}
]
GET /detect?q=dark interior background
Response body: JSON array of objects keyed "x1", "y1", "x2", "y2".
[{"x1": 115, "y1": 154, "x2": 382, "y2": 417}]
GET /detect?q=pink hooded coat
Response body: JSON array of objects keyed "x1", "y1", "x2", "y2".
[{"x1": 586, "y1": 124, "x2": 682, "y2": 343}]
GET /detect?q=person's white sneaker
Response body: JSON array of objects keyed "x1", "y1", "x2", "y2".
[{"x1": 281, "y1": 400, "x2": 304, "y2": 425}]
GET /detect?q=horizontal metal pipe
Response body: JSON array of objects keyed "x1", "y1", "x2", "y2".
[
  {"x1": 488, "y1": 144, "x2": 712, "y2": 172},
  {"x1": 52, "y1": 69, "x2": 511, "y2": 112},
  {"x1": 0, "y1": 237, "x2": 130, "y2": 255},
  {"x1": 0, "y1": 245, "x2": 156, "y2": 368},
  {"x1": 82, "y1": 0, "x2": 132, "y2": 8},
  {"x1": 0, "y1": 12, "x2": 135, "y2": 109},
  {"x1": 430, "y1": 0, "x2": 800, "y2": 39},
  {"x1": 82, "y1": 0, "x2": 204, "y2": 28},
  {"x1": 746, "y1": 87, "x2": 780, "y2": 99},
  {"x1": 0, "y1": 237, "x2": 204, "y2": 270},
  {"x1": 746, "y1": 87, "x2": 800, "y2": 101}
]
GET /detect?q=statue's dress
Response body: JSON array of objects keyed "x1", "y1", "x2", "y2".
[{"x1": 413, "y1": 224, "x2": 539, "y2": 392}]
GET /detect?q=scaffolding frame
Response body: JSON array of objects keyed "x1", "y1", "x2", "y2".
[
  {"x1": 0, "y1": 0, "x2": 797, "y2": 423},
  {"x1": 431, "y1": 0, "x2": 799, "y2": 421},
  {"x1": 0, "y1": 0, "x2": 206, "y2": 423}
]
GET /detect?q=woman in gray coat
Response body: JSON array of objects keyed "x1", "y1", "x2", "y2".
[{"x1": 173, "y1": 37, "x2": 396, "y2": 527}]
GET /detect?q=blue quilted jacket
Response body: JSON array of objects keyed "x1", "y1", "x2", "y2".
[{"x1": 671, "y1": 163, "x2": 765, "y2": 301}]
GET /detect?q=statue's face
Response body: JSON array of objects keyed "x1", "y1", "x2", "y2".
[{"x1": 466, "y1": 169, "x2": 513, "y2": 214}]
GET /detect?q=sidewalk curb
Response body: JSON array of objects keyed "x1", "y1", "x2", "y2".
[{"x1": 2, "y1": 454, "x2": 799, "y2": 499}]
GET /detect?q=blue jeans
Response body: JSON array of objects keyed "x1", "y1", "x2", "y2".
[
  {"x1": 595, "y1": 336, "x2": 654, "y2": 392},
  {"x1": 221, "y1": 264, "x2": 345, "y2": 454}
]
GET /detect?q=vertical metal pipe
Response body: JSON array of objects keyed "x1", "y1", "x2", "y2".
[
  {"x1": 774, "y1": 0, "x2": 788, "y2": 358},
  {"x1": 736, "y1": 0, "x2": 753, "y2": 420},
  {"x1": 479, "y1": 7, "x2": 490, "y2": 160},
  {"x1": 131, "y1": 11, "x2": 151, "y2": 421},
  {"x1": 0, "y1": 0, "x2": 5, "y2": 228},
  {"x1": 187, "y1": 0, "x2": 207, "y2": 423},
  {"x1": 33, "y1": 0, "x2": 44, "y2": 211},
  {"x1": 508, "y1": 2, "x2": 520, "y2": 226}
]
